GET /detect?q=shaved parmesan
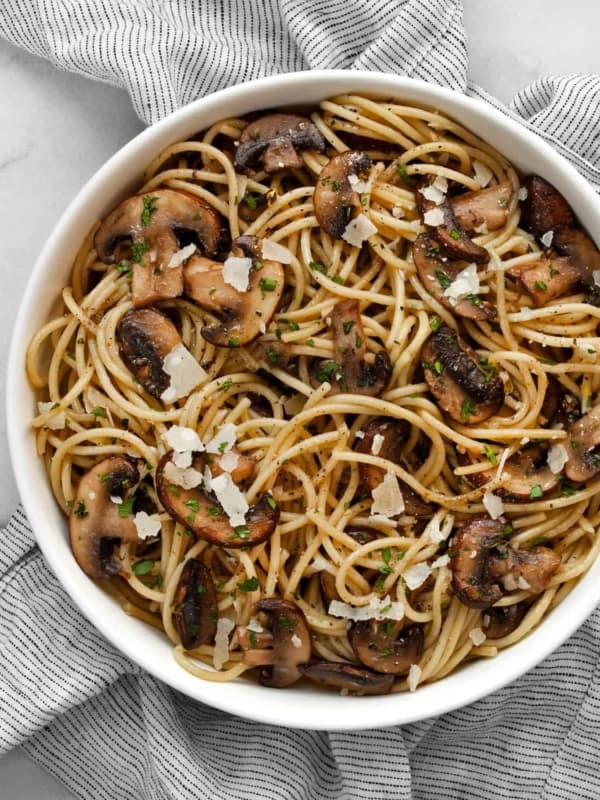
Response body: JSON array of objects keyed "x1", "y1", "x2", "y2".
[
  {"x1": 474, "y1": 222, "x2": 489, "y2": 235},
  {"x1": 518, "y1": 186, "x2": 528, "y2": 201},
  {"x1": 540, "y1": 230, "x2": 554, "y2": 248},
  {"x1": 502, "y1": 573, "x2": 519, "y2": 592},
  {"x1": 160, "y1": 344, "x2": 208, "y2": 404},
  {"x1": 223, "y1": 255, "x2": 252, "y2": 292},
  {"x1": 247, "y1": 617, "x2": 264, "y2": 633},
  {"x1": 134, "y1": 511, "x2": 162, "y2": 541},
  {"x1": 407, "y1": 663, "x2": 421, "y2": 692},
  {"x1": 431, "y1": 554, "x2": 450, "y2": 569},
  {"x1": 168, "y1": 243, "x2": 196, "y2": 268},
  {"x1": 348, "y1": 173, "x2": 372, "y2": 194},
  {"x1": 162, "y1": 461, "x2": 203, "y2": 490},
  {"x1": 311, "y1": 554, "x2": 334, "y2": 573},
  {"x1": 392, "y1": 205, "x2": 405, "y2": 219},
  {"x1": 433, "y1": 175, "x2": 448, "y2": 192},
  {"x1": 262, "y1": 238, "x2": 294, "y2": 264},
  {"x1": 37, "y1": 401, "x2": 67, "y2": 430},
  {"x1": 547, "y1": 444, "x2": 568, "y2": 474},
  {"x1": 164, "y1": 425, "x2": 204, "y2": 455},
  {"x1": 402, "y1": 563, "x2": 431, "y2": 591},
  {"x1": 342, "y1": 213, "x2": 377, "y2": 247},
  {"x1": 354, "y1": 430, "x2": 365, "y2": 440},
  {"x1": 483, "y1": 491, "x2": 504, "y2": 520},
  {"x1": 443, "y1": 262, "x2": 480, "y2": 306},
  {"x1": 469, "y1": 627, "x2": 486, "y2": 646},
  {"x1": 421, "y1": 183, "x2": 446, "y2": 205},
  {"x1": 210, "y1": 472, "x2": 249, "y2": 527},
  {"x1": 206, "y1": 423, "x2": 237, "y2": 455},
  {"x1": 172, "y1": 450, "x2": 192, "y2": 469},
  {"x1": 328, "y1": 595, "x2": 405, "y2": 622},
  {"x1": 517, "y1": 576, "x2": 531, "y2": 591},
  {"x1": 213, "y1": 617, "x2": 235, "y2": 670},
  {"x1": 424, "y1": 511, "x2": 454, "y2": 544},
  {"x1": 371, "y1": 433, "x2": 385, "y2": 456},
  {"x1": 473, "y1": 160, "x2": 493, "y2": 188},
  {"x1": 219, "y1": 450, "x2": 240, "y2": 473},
  {"x1": 110, "y1": 495, "x2": 123, "y2": 505},
  {"x1": 291, "y1": 634, "x2": 303, "y2": 649},
  {"x1": 593, "y1": 270, "x2": 600, "y2": 288},
  {"x1": 423, "y1": 207, "x2": 445, "y2": 226},
  {"x1": 371, "y1": 472, "x2": 405, "y2": 518}
]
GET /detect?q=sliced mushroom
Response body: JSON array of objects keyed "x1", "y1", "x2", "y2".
[
  {"x1": 184, "y1": 235, "x2": 285, "y2": 347},
  {"x1": 422, "y1": 324, "x2": 504, "y2": 424},
  {"x1": 512, "y1": 256, "x2": 582, "y2": 307},
  {"x1": 298, "y1": 662, "x2": 394, "y2": 696},
  {"x1": 311, "y1": 299, "x2": 391, "y2": 396},
  {"x1": 355, "y1": 417, "x2": 435, "y2": 518},
  {"x1": 541, "y1": 378, "x2": 580, "y2": 427},
  {"x1": 117, "y1": 308, "x2": 182, "y2": 398},
  {"x1": 563, "y1": 404, "x2": 600, "y2": 482},
  {"x1": 499, "y1": 446, "x2": 559, "y2": 501},
  {"x1": 520, "y1": 175, "x2": 575, "y2": 239},
  {"x1": 552, "y1": 227, "x2": 600, "y2": 303},
  {"x1": 450, "y1": 516, "x2": 504, "y2": 609},
  {"x1": 156, "y1": 451, "x2": 278, "y2": 548},
  {"x1": 239, "y1": 599, "x2": 311, "y2": 688},
  {"x1": 482, "y1": 603, "x2": 528, "y2": 639},
  {"x1": 450, "y1": 181, "x2": 512, "y2": 232},
  {"x1": 172, "y1": 559, "x2": 218, "y2": 649},
  {"x1": 416, "y1": 182, "x2": 488, "y2": 263},
  {"x1": 348, "y1": 620, "x2": 424, "y2": 675},
  {"x1": 489, "y1": 545, "x2": 560, "y2": 594},
  {"x1": 238, "y1": 190, "x2": 275, "y2": 222},
  {"x1": 235, "y1": 114, "x2": 326, "y2": 175},
  {"x1": 69, "y1": 455, "x2": 143, "y2": 579},
  {"x1": 94, "y1": 189, "x2": 222, "y2": 308},
  {"x1": 412, "y1": 234, "x2": 494, "y2": 320},
  {"x1": 313, "y1": 151, "x2": 371, "y2": 238},
  {"x1": 250, "y1": 334, "x2": 293, "y2": 369}
]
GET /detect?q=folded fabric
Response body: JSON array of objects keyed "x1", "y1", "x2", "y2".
[{"x1": 1, "y1": 1, "x2": 600, "y2": 798}]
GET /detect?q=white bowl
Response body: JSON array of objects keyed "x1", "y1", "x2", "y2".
[{"x1": 8, "y1": 70, "x2": 600, "y2": 730}]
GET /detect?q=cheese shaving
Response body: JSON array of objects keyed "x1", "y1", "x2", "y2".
[
  {"x1": 342, "y1": 213, "x2": 377, "y2": 247},
  {"x1": 407, "y1": 664, "x2": 421, "y2": 692},
  {"x1": 547, "y1": 444, "x2": 568, "y2": 474},
  {"x1": 423, "y1": 207, "x2": 445, "y2": 226},
  {"x1": 223, "y1": 255, "x2": 252, "y2": 292},
  {"x1": 160, "y1": 344, "x2": 208, "y2": 404},
  {"x1": 328, "y1": 595, "x2": 404, "y2": 622},
  {"x1": 469, "y1": 627, "x2": 486, "y2": 646},
  {"x1": 134, "y1": 511, "x2": 162, "y2": 541},
  {"x1": 402, "y1": 563, "x2": 431, "y2": 591},
  {"x1": 168, "y1": 243, "x2": 196, "y2": 268},
  {"x1": 442, "y1": 262, "x2": 480, "y2": 306},
  {"x1": 540, "y1": 230, "x2": 554, "y2": 248},
  {"x1": 206, "y1": 423, "x2": 237, "y2": 454},
  {"x1": 262, "y1": 238, "x2": 294, "y2": 264},
  {"x1": 371, "y1": 433, "x2": 385, "y2": 456},
  {"x1": 246, "y1": 617, "x2": 264, "y2": 633},
  {"x1": 163, "y1": 425, "x2": 204, "y2": 455},
  {"x1": 162, "y1": 461, "x2": 203, "y2": 490},
  {"x1": 593, "y1": 270, "x2": 600, "y2": 288},
  {"x1": 424, "y1": 511, "x2": 454, "y2": 544},
  {"x1": 483, "y1": 491, "x2": 505, "y2": 520},
  {"x1": 219, "y1": 450, "x2": 240, "y2": 473},
  {"x1": 473, "y1": 160, "x2": 493, "y2": 188},
  {"x1": 431, "y1": 554, "x2": 450, "y2": 569},
  {"x1": 348, "y1": 173, "x2": 372, "y2": 194},
  {"x1": 213, "y1": 617, "x2": 235, "y2": 670},
  {"x1": 371, "y1": 472, "x2": 405, "y2": 517},
  {"x1": 37, "y1": 401, "x2": 67, "y2": 430},
  {"x1": 518, "y1": 186, "x2": 528, "y2": 201},
  {"x1": 210, "y1": 472, "x2": 249, "y2": 527}
]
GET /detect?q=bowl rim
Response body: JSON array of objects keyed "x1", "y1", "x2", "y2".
[{"x1": 7, "y1": 69, "x2": 600, "y2": 731}]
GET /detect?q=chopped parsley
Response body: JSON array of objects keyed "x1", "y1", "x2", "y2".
[
  {"x1": 219, "y1": 379, "x2": 234, "y2": 392},
  {"x1": 218, "y1": 441, "x2": 228, "y2": 454},
  {"x1": 115, "y1": 261, "x2": 132, "y2": 276},
  {"x1": 435, "y1": 269, "x2": 451, "y2": 289},
  {"x1": 277, "y1": 615, "x2": 297, "y2": 630},
  {"x1": 227, "y1": 337, "x2": 239, "y2": 347},
  {"x1": 534, "y1": 280, "x2": 547, "y2": 291},
  {"x1": 396, "y1": 162, "x2": 414, "y2": 185},
  {"x1": 259, "y1": 277, "x2": 278, "y2": 292},
  {"x1": 91, "y1": 407, "x2": 107, "y2": 418},
  {"x1": 118, "y1": 498, "x2": 135, "y2": 517},
  {"x1": 74, "y1": 500, "x2": 88, "y2": 519},
  {"x1": 529, "y1": 484, "x2": 543, "y2": 499},
  {"x1": 140, "y1": 195, "x2": 158, "y2": 226},
  {"x1": 460, "y1": 398, "x2": 477, "y2": 422},
  {"x1": 231, "y1": 525, "x2": 250, "y2": 539},
  {"x1": 184, "y1": 499, "x2": 200, "y2": 513},
  {"x1": 196, "y1": 582, "x2": 207, "y2": 594},
  {"x1": 430, "y1": 316, "x2": 442, "y2": 332},
  {"x1": 267, "y1": 496, "x2": 277, "y2": 510},
  {"x1": 309, "y1": 261, "x2": 326, "y2": 274},
  {"x1": 342, "y1": 320, "x2": 355, "y2": 335},
  {"x1": 238, "y1": 576, "x2": 260, "y2": 592},
  {"x1": 209, "y1": 506, "x2": 224, "y2": 516},
  {"x1": 449, "y1": 229, "x2": 461, "y2": 240},
  {"x1": 132, "y1": 559, "x2": 154, "y2": 576},
  {"x1": 484, "y1": 445, "x2": 498, "y2": 465},
  {"x1": 130, "y1": 238, "x2": 150, "y2": 264}
]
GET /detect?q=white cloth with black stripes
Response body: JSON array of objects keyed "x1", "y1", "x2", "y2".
[{"x1": 2, "y1": 1, "x2": 600, "y2": 798}]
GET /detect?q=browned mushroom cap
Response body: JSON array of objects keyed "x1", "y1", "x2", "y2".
[
  {"x1": 541, "y1": 378, "x2": 580, "y2": 427},
  {"x1": 412, "y1": 234, "x2": 495, "y2": 321},
  {"x1": 489, "y1": 545, "x2": 560, "y2": 594},
  {"x1": 172, "y1": 559, "x2": 218, "y2": 649},
  {"x1": 450, "y1": 181, "x2": 512, "y2": 232},
  {"x1": 450, "y1": 516, "x2": 505, "y2": 609},
  {"x1": 499, "y1": 446, "x2": 558, "y2": 501},
  {"x1": 520, "y1": 175, "x2": 576, "y2": 239},
  {"x1": 94, "y1": 190, "x2": 222, "y2": 308},
  {"x1": 155, "y1": 451, "x2": 278, "y2": 548},
  {"x1": 512, "y1": 256, "x2": 582, "y2": 307},
  {"x1": 355, "y1": 418, "x2": 435, "y2": 519},
  {"x1": 69, "y1": 455, "x2": 143, "y2": 579},
  {"x1": 249, "y1": 334, "x2": 293, "y2": 369},
  {"x1": 238, "y1": 190, "x2": 275, "y2": 222},
  {"x1": 235, "y1": 113, "x2": 326, "y2": 175},
  {"x1": 313, "y1": 151, "x2": 371, "y2": 238},
  {"x1": 348, "y1": 621, "x2": 424, "y2": 675},
  {"x1": 552, "y1": 227, "x2": 600, "y2": 303},
  {"x1": 184, "y1": 235, "x2": 285, "y2": 347},
  {"x1": 416, "y1": 182, "x2": 488, "y2": 264},
  {"x1": 421, "y1": 324, "x2": 504, "y2": 424},
  {"x1": 240, "y1": 599, "x2": 311, "y2": 688},
  {"x1": 311, "y1": 299, "x2": 392, "y2": 396},
  {"x1": 563, "y1": 404, "x2": 600, "y2": 482},
  {"x1": 117, "y1": 308, "x2": 182, "y2": 398},
  {"x1": 482, "y1": 603, "x2": 528, "y2": 639},
  {"x1": 298, "y1": 662, "x2": 394, "y2": 695}
]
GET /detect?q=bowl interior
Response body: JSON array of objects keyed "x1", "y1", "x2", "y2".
[{"x1": 8, "y1": 70, "x2": 600, "y2": 730}]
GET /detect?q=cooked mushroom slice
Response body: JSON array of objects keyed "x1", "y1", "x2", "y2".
[
  {"x1": 412, "y1": 234, "x2": 494, "y2": 321},
  {"x1": 238, "y1": 190, "x2": 274, "y2": 222},
  {"x1": 513, "y1": 256, "x2": 581, "y2": 307},
  {"x1": 117, "y1": 308, "x2": 182, "y2": 398},
  {"x1": 311, "y1": 299, "x2": 391, "y2": 396},
  {"x1": 172, "y1": 559, "x2": 218, "y2": 650},
  {"x1": 563, "y1": 404, "x2": 600, "y2": 482},
  {"x1": 235, "y1": 113, "x2": 326, "y2": 175},
  {"x1": 250, "y1": 334, "x2": 293, "y2": 369},
  {"x1": 313, "y1": 151, "x2": 371, "y2": 238},
  {"x1": 421, "y1": 324, "x2": 504, "y2": 424},
  {"x1": 489, "y1": 545, "x2": 560, "y2": 594},
  {"x1": 450, "y1": 516, "x2": 504, "y2": 609},
  {"x1": 156, "y1": 452, "x2": 278, "y2": 548},
  {"x1": 348, "y1": 621, "x2": 424, "y2": 675},
  {"x1": 69, "y1": 455, "x2": 143, "y2": 579},
  {"x1": 499, "y1": 446, "x2": 559, "y2": 501},
  {"x1": 450, "y1": 181, "x2": 512, "y2": 233},
  {"x1": 416, "y1": 182, "x2": 488, "y2": 263},
  {"x1": 520, "y1": 175, "x2": 575, "y2": 239},
  {"x1": 552, "y1": 227, "x2": 600, "y2": 303},
  {"x1": 482, "y1": 603, "x2": 528, "y2": 639},
  {"x1": 184, "y1": 235, "x2": 285, "y2": 347},
  {"x1": 239, "y1": 599, "x2": 311, "y2": 688},
  {"x1": 298, "y1": 662, "x2": 394, "y2": 696},
  {"x1": 355, "y1": 417, "x2": 435, "y2": 518},
  {"x1": 94, "y1": 189, "x2": 221, "y2": 308},
  {"x1": 541, "y1": 378, "x2": 580, "y2": 427}
]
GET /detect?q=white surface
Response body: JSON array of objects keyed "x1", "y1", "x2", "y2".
[{"x1": 0, "y1": 1, "x2": 598, "y2": 796}]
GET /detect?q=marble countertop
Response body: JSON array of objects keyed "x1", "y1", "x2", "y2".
[{"x1": 1, "y1": 1, "x2": 598, "y2": 796}]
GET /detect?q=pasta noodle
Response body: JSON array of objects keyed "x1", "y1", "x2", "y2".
[{"x1": 27, "y1": 94, "x2": 600, "y2": 696}]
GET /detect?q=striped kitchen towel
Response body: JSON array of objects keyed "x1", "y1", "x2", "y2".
[{"x1": 2, "y1": 1, "x2": 600, "y2": 798}]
